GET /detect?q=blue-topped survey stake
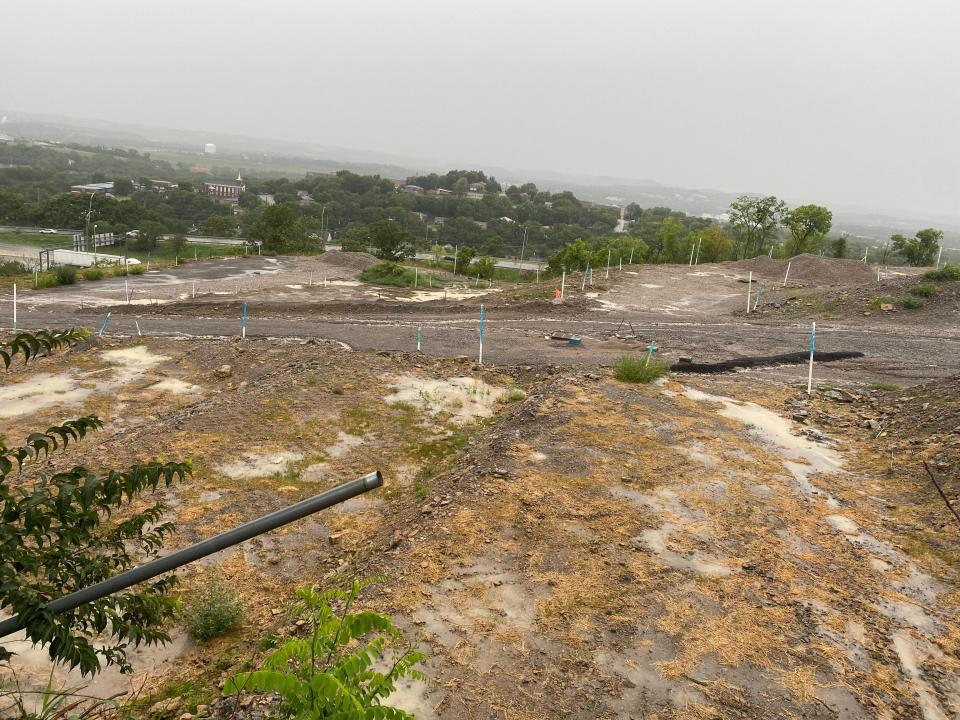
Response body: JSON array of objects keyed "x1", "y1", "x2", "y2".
[
  {"x1": 807, "y1": 321, "x2": 816, "y2": 394},
  {"x1": 242, "y1": 302, "x2": 248, "y2": 339},
  {"x1": 478, "y1": 304, "x2": 485, "y2": 364},
  {"x1": 98, "y1": 312, "x2": 111, "y2": 338},
  {"x1": 644, "y1": 340, "x2": 658, "y2": 366}
]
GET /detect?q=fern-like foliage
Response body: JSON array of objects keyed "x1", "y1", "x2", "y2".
[
  {"x1": 0, "y1": 328, "x2": 90, "y2": 369},
  {"x1": 225, "y1": 579, "x2": 426, "y2": 719},
  {"x1": 1, "y1": 330, "x2": 191, "y2": 677}
]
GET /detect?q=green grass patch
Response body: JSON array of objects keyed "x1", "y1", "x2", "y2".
[
  {"x1": 126, "y1": 263, "x2": 146, "y2": 275},
  {"x1": 0, "y1": 260, "x2": 29, "y2": 276},
  {"x1": 900, "y1": 296, "x2": 924, "y2": 310},
  {"x1": 496, "y1": 388, "x2": 527, "y2": 403},
  {"x1": 613, "y1": 354, "x2": 669, "y2": 384},
  {"x1": 908, "y1": 283, "x2": 939, "y2": 297},
  {"x1": 359, "y1": 261, "x2": 446, "y2": 288},
  {"x1": 924, "y1": 263, "x2": 960, "y2": 281},
  {"x1": 0, "y1": 230, "x2": 73, "y2": 248},
  {"x1": 81, "y1": 268, "x2": 104, "y2": 281},
  {"x1": 872, "y1": 381, "x2": 901, "y2": 391},
  {"x1": 866, "y1": 296, "x2": 896, "y2": 310}
]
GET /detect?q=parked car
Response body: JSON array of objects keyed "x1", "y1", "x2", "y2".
[{"x1": 39, "y1": 228, "x2": 57, "y2": 234}]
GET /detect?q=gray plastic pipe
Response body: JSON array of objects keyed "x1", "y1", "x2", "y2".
[{"x1": 0, "y1": 470, "x2": 383, "y2": 639}]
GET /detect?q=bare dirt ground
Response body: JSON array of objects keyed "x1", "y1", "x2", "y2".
[{"x1": 2, "y1": 254, "x2": 959, "y2": 719}]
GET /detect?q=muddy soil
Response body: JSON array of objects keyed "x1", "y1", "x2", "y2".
[{"x1": 2, "y1": 336, "x2": 958, "y2": 719}]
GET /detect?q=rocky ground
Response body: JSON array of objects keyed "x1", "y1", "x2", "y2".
[{"x1": 1, "y1": 255, "x2": 959, "y2": 719}]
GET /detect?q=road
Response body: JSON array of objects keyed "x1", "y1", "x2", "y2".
[{"x1": 2, "y1": 254, "x2": 956, "y2": 384}]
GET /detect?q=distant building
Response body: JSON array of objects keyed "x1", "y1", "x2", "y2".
[
  {"x1": 150, "y1": 179, "x2": 178, "y2": 192},
  {"x1": 465, "y1": 191, "x2": 484, "y2": 200},
  {"x1": 204, "y1": 172, "x2": 245, "y2": 202},
  {"x1": 257, "y1": 194, "x2": 276, "y2": 205},
  {"x1": 190, "y1": 166, "x2": 211, "y2": 174},
  {"x1": 70, "y1": 182, "x2": 114, "y2": 195},
  {"x1": 203, "y1": 143, "x2": 217, "y2": 155},
  {"x1": 468, "y1": 181, "x2": 487, "y2": 193},
  {"x1": 401, "y1": 184, "x2": 424, "y2": 195}
]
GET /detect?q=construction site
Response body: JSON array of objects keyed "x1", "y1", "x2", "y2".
[{"x1": 1, "y1": 251, "x2": 959, "y2": 720}]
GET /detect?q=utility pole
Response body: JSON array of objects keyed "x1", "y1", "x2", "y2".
[{"x1": 520, "y1": 226, "x2": 527, "y2": 265}]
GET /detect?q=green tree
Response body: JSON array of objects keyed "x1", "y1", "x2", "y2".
[
  {"x1": 453, "y1": 177, "x2": 469, "y2": 196},
  {"x1": 548, "y1": 239, "x2": 592, "y2": 273},
  {"x1": 199, "y1": 214, "x2": 236, "y2": 237},
  {"x1": 782, "y1": 204, "x2": 832, "y2": 257},
  {"x1": 474, "y1": 256, "x2": 497, "y2": 280},
  {"x1": 830, "y1": 236, "x2": 847, "y2": 258},
  {"x1": 687, "y1": 226, "x2": 733, "y2": 263},
  {"x1": 113, "y1": 179, "x2": 134, "y2": 196},
  {"x1": 656, "y1": 217, "x2": 686, "y2": 262},
  {"x1": 891, "y1": 228, "x2": 942, "y2": 266},
  {"x1": 134, "y1": 220, "x2": 166, "y2": 251},
  {"x1": 0, "y1": 330, "x2": 191, "y2": 675},
  {"x1": 456, "y1": 245, "x2": 477, "y2": 272},
  {"x1": 248, "y1": 205, "x2": 306, "y2": 253},
  {"x1": 728, "y1": 195, "x2": 787, "y2": 258},
  {"x1": 338, "y1": 222, "x2": 370, "y2": 252},
  {"x1": 369, "y1": 219, "x2": 413, "y2": 261}
]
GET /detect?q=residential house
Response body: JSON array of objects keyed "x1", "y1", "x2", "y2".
[
  {"x1": 468, "y1": 181, "x2": 487, "y2": 193},
  {"x1": 401, "y1": 184, "x2": 425, "y2": 195}
]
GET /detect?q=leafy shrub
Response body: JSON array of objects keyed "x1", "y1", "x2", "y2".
[
  {"x1": 127, "y1": 264, "x2": 146, "y2": 275},
  {"x1": 82, "y1": 268, "x2": 104, "y2": 281},
  {"x1": 900, "y1": 296, "x2": 924, "y2": 310},
  {"x1": 924, "y1": 263, "x2": 960, "y2": 281},
  {"x1": 182, "y1": 574, "x2": 244, "y2": 641},
  {"x1": 613, "y1": 354, "x2": 669, "y2": 383},
  {"x1": 908, "y1": 283, "x2": 938, "y2": 297},
  {"x1": 225, "y1": 579, "x2": 425, "y2": 719},
  {"x1": 872, "y1": 381, "x2": 901, "y2": 391},
  {"x1": 53, "y1": 265, "x2": 76, "y2": 285}
]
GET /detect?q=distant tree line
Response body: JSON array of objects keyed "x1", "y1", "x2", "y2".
[{"x1": 0, "y1": 143, "x2": 946, "y2": 269}]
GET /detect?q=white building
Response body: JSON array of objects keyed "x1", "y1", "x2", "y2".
[{"x1": 203, "y1": 143, "x2": 217, "y2": 155}]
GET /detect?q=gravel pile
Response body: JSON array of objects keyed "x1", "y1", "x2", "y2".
[
  {"x1": 731, "y1": 253, "x2": 877, "y2": 286},
  {"x1": 315, "y1": 250, "x2": 379, "y2": 273}
]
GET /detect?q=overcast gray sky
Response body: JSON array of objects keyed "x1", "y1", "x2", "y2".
[{"x1": 3, "y1": 0, "x2": 958, "y2": 217}]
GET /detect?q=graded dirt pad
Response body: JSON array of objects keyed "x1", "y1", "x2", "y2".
[
  {"x1": 2, "y1": 336, "x2": 959, "y2": 720},
  {"x1": 313, "y1": 250, "x2": 380, "y2": 273},
  {"x1": 731, "y1": 254, "x2": 879, "y2": 286}
]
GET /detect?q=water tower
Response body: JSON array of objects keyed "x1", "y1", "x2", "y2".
[{"x1": 203, "y1": 143, "x2": 217, "y2": 155}]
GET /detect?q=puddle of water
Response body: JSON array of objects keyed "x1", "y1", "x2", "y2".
[
  {"x1": 217, "y1": 451, "x2": 303, "y2": 479},
  {"x1": 0, "y1": 372, "x2": 93, "y2": 418},
  {"x1": 640, "y1": 283, "x2": 664, "y2": 288},
  {"x1": 285, "y1": 284, "x2": 304, "y2": 289},
  {"x1": 101, "y1": 345, "x2": 169, "y2": 383},
  {"x1": 385, "y1": 375, "x2": 497, "y2": 424},
  {"x1": 683, "y1": 387, "x2": 842, "y2": 503},
  {"x1": 1, "y1": 625, "x2": 189, "y2": 709},
  {"x1": 892, "y1": 631, "x2": 948, "y2": 720},
  {"x1": 640, "y1": 523, "x2": 736, "y2": 577},
  {"x1": 151, "y1": 378, "x2": 201, "y2": 395}
]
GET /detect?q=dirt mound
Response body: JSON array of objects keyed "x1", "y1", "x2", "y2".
[
  {"x1": 730, "y1": 253, "x2": 877, "y2": 286},
  {"x1": 316, "y1": 250, "x2": 379, "y2": 273}
]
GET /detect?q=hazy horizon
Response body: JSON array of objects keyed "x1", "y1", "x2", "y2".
[{"x1": 3, "y1": 0, "x2": 958, "y2": 218}]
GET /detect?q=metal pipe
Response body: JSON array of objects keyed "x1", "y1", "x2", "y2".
[{"x1": 0, "y1": 471, "x2": 383, "y2": 639}]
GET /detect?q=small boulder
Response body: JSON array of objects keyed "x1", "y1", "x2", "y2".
[
  {"x1": 214, "y1": 364, "x2": 233, "y2": 379},
  {"x1": 148, "y1": 697, "x2": 182, "y2": 719}
]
